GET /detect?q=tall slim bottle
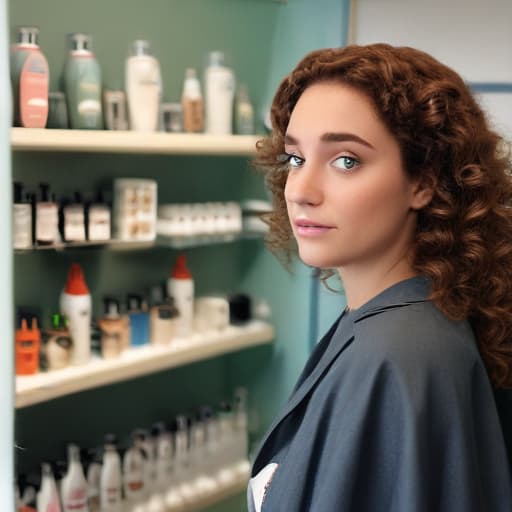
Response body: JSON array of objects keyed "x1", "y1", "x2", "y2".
[
  {"x1": 125, "y1": 40, "x2": 162, "y2": 132},
  {"x1": 61, "y1": 444, "x2": 89, "y2": 512},
  {"x1": 64, "y1": 33, "x2": 103, "y2": 130},
  {"x1": 10, "y1": 26, "x2": 49, "y2": 128}
]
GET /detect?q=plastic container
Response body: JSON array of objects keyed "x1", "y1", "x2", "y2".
[
  {"x1": 126, "y1": 294, "x2": 149, "y2": 346},
  {"x1": 60, "y1": 444, "x2": 88, "y2": 512},
  {"x1": 182, "y1": 68, "x2": 204, "y2": 133},
  {"x1": 15, "y1": 317, "x2": 40, "y2": 375},
  {"x1": 60, "y1": 263, "x2": 92, "y2": 366},
  {"x1": 204, "y1": 51, "x2": 235, "y2": 134},
  {"x1": 100, "y1": 435, "x2": 122, "y2": 512},
  {"x1": 64, "y1": 33, "x2": 102, "y2": 130},
  {"x1": 10, "y1": 26, "x2": 49, "y2": 128},
  {"x1": 13, "y1": 181, "x2": 32, "y2": 250},
  {"x1": 167, "y1": 255, "x2": 194, "y2": 337},
  {"x1": 36, "y1": 462, "x2": 62, "y2": 512},
  {"x1": 125, "y1": 40, "x2": 162, "y2": 132}
]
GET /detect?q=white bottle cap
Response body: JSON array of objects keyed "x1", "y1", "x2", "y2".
[
  {"x1": 208, "y1": 51, "x2": 225, "y2": 67},
  {"x1": 131, "y1": 39, "x2": 152, "y2": 57}
]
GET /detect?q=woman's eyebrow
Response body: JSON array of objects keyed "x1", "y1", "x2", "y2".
[{"x1": 284, "y1": 132, "x2": 375, "y2": 150}]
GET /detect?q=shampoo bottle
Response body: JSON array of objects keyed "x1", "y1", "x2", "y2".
[
  {"x1": 204, "y1": 51, "x2": 235, "y2": 134},
  {"x1": 61, "y1": 444, "x2": 89, "y2": 512},
  {"x1": 181, "y1": 68, "x2": 203, "y2": 133},
  {"x1": 99, "y1": 435, "x2": 122, "y2": 512},
  {"x1": 126, "y1": 294, "x2": 149, "y2": 346},
  {"x1": 149, "y1": 283, "x2": 179, "y2": 345},
  {"x1": 13, "y1": 181, "x2": 33, "y2": 250},
  {"x1": 64, "y1": 33, "x2": 103, "y2": 130},
  {"x1": 10, "y1": 26, "x2": 49, "y2": 128},
  {"x1": 36, "y1": 183, "x2": 59, "y2": 246},
  {"x1": 235, "y1": 84, "x2": 254, "y2": 135},
  {"x1": 125, "y1": 40, "x2": 162, "y2": 132},
  {"x1": 86, "y1": 449, "x2": 102, "y2": 512},
  {"x1": 60, "y1": 263, "x2": 92, "y2": 365},
  {"x1": 15, "y1": 316, "x2": 40, "y2": 375},
  {"x1": 123, "y1": 432, "x2": 146, "y2": 510},
  {"x1": 98, "y1": 298, "x2": 124, "y2": 359},
  {"x1": 62, "y1": 192, "x2": 86, "y2": 242},
  {"x1": 36, "y1": 463, "x2": 62, "y2": 512},
  {"x1": 87, "y1": 191, "x2": 111, "y2": 242},
  {"x1": 44, "y1": 313, "x2": 73, "y2": 371},
  {"x1": 167, "y1": 255, "x2": 194, "y2": 338}
]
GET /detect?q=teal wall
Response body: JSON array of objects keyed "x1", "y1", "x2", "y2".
[{"x1": 10, "y1": 0, "x2": 349, "y2": 510}]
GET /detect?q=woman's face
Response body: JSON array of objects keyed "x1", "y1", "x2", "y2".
[{"x1": 284, "y1": 82, "x2": 426, "y2": 273}]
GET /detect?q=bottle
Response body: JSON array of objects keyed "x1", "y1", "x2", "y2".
[
  {"x1": 153, "y1": 422, "x2": 174, "y2": 493},
  {"x1": 235, "y1": 84, "x2": 254, "y2": 135},
  {"x1": 87, "y1": 191, "x2": 111, "y2": 242},
  {"x1": 216, "y1": 402, "x2": 237, "y2": 485},
  {"x1": 62, "y1": 192, "x2": 86, "y2": 242},
  {"x1": 64, "y1": 33, "x2": 103, "y2": 130},
  {"x1": 36, "y1": 462, "x2": 62, "y2": 512},
  {"x1": 13, "y1": 181, "x2": 33, "y2": 250},
  {"x1": 204, "y1": 51, "x2": 235, "y2": 134},
  {"x1": 85, "y1": 449, "x2": 102, "y2": 512},
  {"x1": 36, "y1": 183, "x2": 59, "y2": 246},
  {"x1": 149, "y1": 283, "x2": 179, "y2": 345},
  {"x1": 167, "y1": 255, "x2": 194, "y2": 338},
  {"x1": 123, "y1": 432, "x2": 146, "y2": 510},
  {"x1": 233, "y1": 387, "x2": 250, "y2": 477},
  {"x1": 192, "y1": 407, "x2": 217, "y2": 497},
  {"x1": 126, "y1": 294, "x2": 150, "y2": 346},
  {"x1": 44, "y1": 313, "x2": 73, "y2": 371},
  {"x1": 10, "y1": 26, "x2": 49, "y2": 128},
  {"x1": 181, "y1": 68, "x2": 203, "y2": 133},
  {"x1": 60, "y1": 444, "x2": 89, "y2": 512},
  {"x1": 60, "y1": 263, "x2": 92, "y2": 365},
  {"x1": 99, "y1": 435, "x2": 122, "y2": 512},
  {"x1": 98, "y1": 298, "x2": 124, "y2": 359},
  {"x1": 125, "y1": 40, "x2": 162, "y2": 132},
  {"x1": 15, "y1": 316, "x2": 40, "y2": 375}
]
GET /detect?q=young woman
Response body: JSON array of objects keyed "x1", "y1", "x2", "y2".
[{"x1": 248, "y1": 44, "x2": 512, "y2": 511}]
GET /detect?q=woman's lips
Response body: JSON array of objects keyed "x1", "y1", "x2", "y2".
[{"x1": 294, "y1": 218, "x2": 334, "y2": 237}]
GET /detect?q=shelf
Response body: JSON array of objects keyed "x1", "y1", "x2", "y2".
[
  {"x1": 11, "y1": 128, "x2": 262, "y2": 156},
  {"x1": 16, "y1": 320, "x2": 274, "y2": 408},
  {"x1": 14, "y1": 231, "x2": 266, "y2": 254},
  {"x1": 185, "y1": 470, "x2": 249, "y2": 512}
]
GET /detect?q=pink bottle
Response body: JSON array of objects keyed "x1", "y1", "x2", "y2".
[{"x1": 11, "y1": 26, "x2": 49, "y2": 128}]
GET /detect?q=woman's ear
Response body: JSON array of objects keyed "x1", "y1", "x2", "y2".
[{"x1": 411, "y1": 173, "x2": 436, "y2": 210}]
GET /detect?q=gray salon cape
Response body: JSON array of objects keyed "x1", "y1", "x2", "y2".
[{"x1": 248, "y1": 276, "x2": 512, "y2": 511}]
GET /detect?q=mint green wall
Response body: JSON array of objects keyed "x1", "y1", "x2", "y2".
[
  {"x1": 10, "y1": 1, "x2": 349, "y2": 510},
  {"x1": 1, "y1": 0, "x2": 14, "y2": 507}
]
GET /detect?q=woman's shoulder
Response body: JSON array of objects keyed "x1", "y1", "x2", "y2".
[{"x1": 351, "y1": 301, "x2": 483, "y2": 378}]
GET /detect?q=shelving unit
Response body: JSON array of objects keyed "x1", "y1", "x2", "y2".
[
  {"x1": 14, "y1": 231, "x2": 266, "y2": 254},
  {"x1": 11, "y1": 128, "x2": 262, "y2": 156},
  {"x1": 16, "y1": 320, "x2": 274, "y2": 408}
]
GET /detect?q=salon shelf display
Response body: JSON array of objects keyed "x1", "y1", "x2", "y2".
[
  {"x1": 15, "y1": 320, "x2": 274, "y2": 408},
  {"x1": 11, "y1": 128, "x2": 261, "y2": 156},
  {"x1": 13, "y1": 231, "x2": 266, "y2": 254}
]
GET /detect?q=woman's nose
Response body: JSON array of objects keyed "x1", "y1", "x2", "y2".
[{"x1": 284, "y1": 164, "x2": 323, "y2": 206}]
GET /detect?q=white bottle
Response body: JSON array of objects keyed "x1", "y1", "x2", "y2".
[
  {"x1": 125, "y1": 40, "x2": 162, "y2": 132},
  {"x1": 233, "y1": 387, "x2": 251, "y2": 478},
  {"x1": 167, "y1": 255, "x2": 194, "y2": 337},
  {"x1": 86, "y1": 451, "x2": 102, "y2": 512},
  {"x1": 100, "y1": 435, "x2": 122, "y2": 512},
  {"x1": 37, "y1": 463, "x2": 62, "y2": 512},
  {"x1": 123, "y1": 432, "x2": 147, "y2": 511},
  {"x1": 60, "y1": 263, "x2": 92, "y2": 366},
  {"x1": 61, "y1": 444, "x2": 89, "y2": 512},
  {"x1": 204, "y1": 51, "x2": 235, "y2": 134}
]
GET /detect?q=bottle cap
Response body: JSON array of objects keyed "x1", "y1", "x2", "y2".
[
  {"x1": 39, "y1": 182, "x2": 50, "y2": 202},
  {"x1": 126, "y1": 294, "x2": 142, "y2": 312},
  {"x1": 104, "y1": 433, "x2": 117, "y2": 447},
  {"x1": 103, "y1": 297, "x2": 120, "y2": 319},
  {"x1": 13, "y1": 182, "x2": 24, "y2": 203},
  {"x1": 151, "y1": 421, "x2": 167, "y2": 437},
  {"x1": 16, "y1": 26, "x2": 39, "y2": 45},
  {"x1": 171, "y1": 254, "x2": 192, "y2": 279},
  {"x1": 208, "y1": 51, "x2": 225, "y2": 67},
  {"x1": 64, "y1": 263, "x2": 89, "y2": 295},
  {"x1": 51, "y1": 313, "x2": 69, "y2": 330},
  {"x1": 149, "y1": 283, "x2": 166, "y2": 307},
  {"x1": 68, "y1": 33, "x2": 92, "y2": 52},
  {"x1": 130, "y1": 39, "x2": 152, "y2": 57}
]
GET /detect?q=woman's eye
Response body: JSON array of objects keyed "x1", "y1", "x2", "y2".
[
  {"x1": 333, "y1": 156, "x2": 359, "y2": 172},
  {"x1": 282, "y1": 153, "x2": 304, "y2": 168}
]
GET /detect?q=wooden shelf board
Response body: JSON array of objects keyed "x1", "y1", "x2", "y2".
[
  {"x1": 16, "y1": 321, "x2": 274, "y2": 408},
  {"x1": 11, "y1": 128, "x2": 262, "y2": 156}
]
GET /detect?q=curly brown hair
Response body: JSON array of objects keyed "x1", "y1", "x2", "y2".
[{"x1": 255, "y1": 43, "x2": 512, "y2": 388}]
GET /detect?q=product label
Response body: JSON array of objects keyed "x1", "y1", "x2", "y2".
[
  {"x1": 64, "y1": 487, "x2": 87, "y2": 511},
  {"x1": 36, "y1": 205, "x2": 58, "y2": 243},
  {"x1": 13, "y1": 204, "x2": 32, "y2": 249}
]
